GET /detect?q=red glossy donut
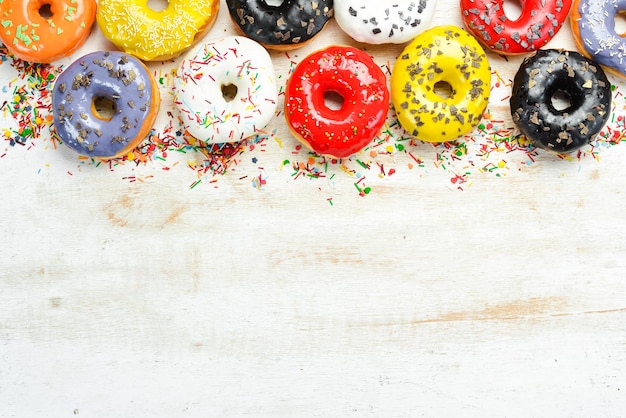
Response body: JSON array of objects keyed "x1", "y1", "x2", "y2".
[
  {"x1": 460, "y1": 0, "x2": 572, "y2": 55},
  {"x1": 284, "y1": 45, "x2": 389, "y2": 159}
]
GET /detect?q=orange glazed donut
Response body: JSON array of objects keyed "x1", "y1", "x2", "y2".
[
  {"x1": 0, "y1": 0, "x2": 96, "y2": 63},
  {"x1": 285, "y1": 45, "x2": 390, "y2": 159}
]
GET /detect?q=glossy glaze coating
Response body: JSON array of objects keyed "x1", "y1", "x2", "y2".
[
  {"x1": 285, "y1": 45, "x2": 389, "y2": 158},
  {"x1": 0, "y1": 0, "x2": 96, "y2": 63},
  {"x1": 335, "y1": 0, "x2": 437, "y2": 44},
  {"x1": 226, "y1": 0, "x2": 333, "y2": 50},
  {"x1": 97, "y1": 0, "x2": 219, "y2": 61},
  {"x1": 174, "y1": 36, "x2": 278, "y2": 144},
  {"x1": 571, "y1": 0, "x2": 626, "y2": 78},
  {"x1": 52, "y1": 51, "x2": 160, "y2": 159},
  {"x1": 391, "y1": 25, "x2": 491, "y2": 142},
  {"x1": 461, "y1": 0, "x2": 572, "y2": 55},
  {"x1": 510, "y1": 49, "x2": 611, "y2": 153}
]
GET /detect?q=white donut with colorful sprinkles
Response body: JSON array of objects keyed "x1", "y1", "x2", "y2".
[{"x1": 174, "y1": 36, "x2": 278, "y2": 144}]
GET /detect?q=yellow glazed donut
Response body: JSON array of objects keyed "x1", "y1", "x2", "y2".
[
  {"x1": 96, "y1": 0, "x2": 219, "y2": 61},
  {"x1": 391, "y1": 25, "x2": 491, "y2": 142}
]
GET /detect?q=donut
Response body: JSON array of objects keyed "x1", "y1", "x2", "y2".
[
  {"x1": 460, "y1": 0, "x2": 572, "y2": 55},
  {"x1": 284, "y1": 45, "x2": 389, "y2": 158},
  {"x1": 390, "y1": 25, "x2": 491, "y2": 143},
  {"x1": 0, "y1": 0, "x2": 96, "y2": 63},
  {"x1": 174, "y1": 36, "x2": 278, "y2": 145},
  {"x1": 96, "y1": 0, "x2": 219, "y2": 61},
  {"x1": 571, "y1": 0, "x2": 626, "y2": 78},
  {"x1": 334, "y1": 0, "x2": 437, "y2": 44},
  {"x1": 52, "y1": 51, "x2": 160, "y2": 159},
  {"x1": 510, "y1": 49, "x2": 612, "y2": 153},
  {"x1": 225, "y1": 0, "x2": 333, "y2": 50}
]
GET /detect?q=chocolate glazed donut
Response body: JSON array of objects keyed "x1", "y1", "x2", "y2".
[
  {"x1": 226, "y1": 0, "x2": 334, "y2": 50},
  {"x1": 510, "y1": 49, "x2": 612, "y2": 153}
]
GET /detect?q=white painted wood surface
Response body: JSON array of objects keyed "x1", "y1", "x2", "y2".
[{"x1": 2, "y1": 1, "x2": 626, "y2": 416}]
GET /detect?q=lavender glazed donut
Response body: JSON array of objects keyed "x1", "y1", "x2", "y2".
[
  {"x1": 571, "y1": 0, "x2": 626, "y2": 78},
  {"x1": 52, "y1": 51, "x2": 160, "y2": 159}
]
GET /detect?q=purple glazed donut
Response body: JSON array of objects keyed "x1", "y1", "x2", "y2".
[
  {"x1": 571, "y1": 0, "x2": 626, "y2": 78},
  {"x1": 52, "y1": 51, "x2": 160, "y2": 159}
]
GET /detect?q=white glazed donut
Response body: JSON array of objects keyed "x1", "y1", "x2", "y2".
[
  {"x1": 174, "y1": 36, "x2": 278, "y2": 144},
  {"x1": 334, "y1": 0, "x2": 437, "y2": 44}
]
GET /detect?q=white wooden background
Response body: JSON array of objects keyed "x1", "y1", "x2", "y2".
[{"x1": 2, "y1": 0, "x2": 626, "y2": 416}]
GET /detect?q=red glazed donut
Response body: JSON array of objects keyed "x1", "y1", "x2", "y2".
[
  {"x1": 460, "y1": 0, "x2": 572, "y2": 55},
  {"x1": 284, "y1": 45, "x2": 389, "y2": 159}
]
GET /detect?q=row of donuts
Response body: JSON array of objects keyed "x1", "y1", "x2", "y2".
[
  {"x1": 0, "y1": 0, "x2": 218, "y2": 63},
  {"x1": 48, "y1": 25, "x2": 485, "y2": 160},
  {"x1": 2, "y1": 0, "x2": 625, "y2": 78},
  {"x1": 51, "y1": 36, "x2": 282, "y2": 159},
  {"x1": 49, "y1": 22, "x2": 611, "y2": 160},
  {"x1": 2, "y1": 0, "x2": 622, "y2": 157},
  {"x1": 0, "y1": 0, "x2": 421, "y2": 63},
  {"x1": 203, "y1": 0, "x2": 621, "y2": 154},
  {"x1": 50, "y1": 34, "x2": 387, "y2": 159}
]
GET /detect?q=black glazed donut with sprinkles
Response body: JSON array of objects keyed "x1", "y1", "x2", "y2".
[
  {"x1": 225, "y1": 0, "x2": 334, "y2": 50},
  {"x1": 510, "y1": 49, "x2": 611, "y2": 153}
]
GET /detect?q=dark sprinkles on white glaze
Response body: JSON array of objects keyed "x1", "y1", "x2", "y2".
[
  {"x1": 52, "y1": 51, "x2": 159, "y2": 159},
  {"x1": 510, "y1": 49, "x2": 612, "y2": 153},
  {"x1": 225, "y1": 0, "x2": 333, "y2": 50},
  {"x1": 334, "y1": 0, "x2": 437, "y2": 44}
]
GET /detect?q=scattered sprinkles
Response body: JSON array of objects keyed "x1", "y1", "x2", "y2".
[
  {"x1": 1, "y1": 44, "x2": 626, "y2": 201},
  {"x1": 1, "y1": 45, "x2": 60, "y2": 149}
]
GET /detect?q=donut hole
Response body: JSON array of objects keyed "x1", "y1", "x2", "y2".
[
  {"x1": 221, "y1": 84, "x2": 238, "y2": 102},
  {"x1": 502, "y1": 0, "x2": 523, "y2": 21},
  {"x1": 434, "y1": 80, "x2": 453, "y2": 100},
  {"x1": 147, "y1": 0, "x2": 169, "y2": 12},
  {"x1": 38, "y1": 3, "x2": 53, "y2": 19},
  {"x1": 92, "y1": 96, "x2": 117, "y2": 121},
  {"x1": 615, "y1": 11, "x2": 626, "y2": 37},
  {"x1": 550, "y1": 89, "x2": 573, "y2": 112},
  {"x1": 265, "y1": 0, "x2": 284, "y2": 16},
  {"x1": 323, "y1": 90, "x2": 345, "y2": 111}
]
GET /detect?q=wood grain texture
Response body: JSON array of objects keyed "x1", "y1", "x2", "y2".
[{"x1": 2, "y1": 0, "x2": 626, "y2": 416}]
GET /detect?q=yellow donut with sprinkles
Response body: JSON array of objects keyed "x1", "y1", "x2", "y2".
[
  {"x1": 96, "y1": 0, "x2": 219, "y2": 61},
  {"x1": 391, "y1": 25, "x2": 491, "y2": 142}
]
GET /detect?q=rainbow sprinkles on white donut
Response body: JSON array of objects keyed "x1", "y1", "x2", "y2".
[
  {"x1": 174, "y1": 36, "x2": 278, "y2": 144},
  {"x1": 334, "y1": 0, "x2": 437, "y2": 44}
]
